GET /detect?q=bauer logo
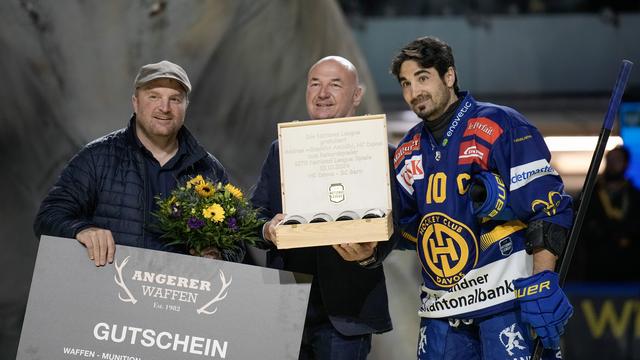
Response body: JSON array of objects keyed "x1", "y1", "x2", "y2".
[
  {"x1": 417, "y1": 212, "x2": 478, "y2": 288},
  {"x1": 509, "y1": 159, "x2": 558, "y2": 191}
]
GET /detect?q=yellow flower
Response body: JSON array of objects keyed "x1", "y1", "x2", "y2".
[
  {"x1": 195, "y1": 182, "x2": 215, "y2": 197},
  {"x1": 225, "y1": 184, "x2": 244, "y2": 199},
  {"x1": 203, "y1": 203, "x2": 225, "y2": 223},
  {"x1": 186, "y1": 175, "x2": 205, "y2": 189}
]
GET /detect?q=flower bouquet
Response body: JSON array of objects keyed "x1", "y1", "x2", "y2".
[{"x1": 154, "y1": 175, "x2": 264, "y2": 258}]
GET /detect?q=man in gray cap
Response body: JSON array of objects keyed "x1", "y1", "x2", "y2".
[{"x1": 34, "y1": 60, "x2": 243, "y2": 264}]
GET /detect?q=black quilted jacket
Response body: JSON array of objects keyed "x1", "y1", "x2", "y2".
[{"x1": 34, "y1": 116, "x2": 243, "y2": 261}]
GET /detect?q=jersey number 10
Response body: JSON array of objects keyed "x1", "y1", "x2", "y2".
[{"x1": 426, "y1": 172, "x2": 472, "y2": 204}]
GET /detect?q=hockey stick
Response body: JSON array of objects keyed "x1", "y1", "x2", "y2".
[{"x1": 531, "y1": 59, "x2": 633, "y2": 360}]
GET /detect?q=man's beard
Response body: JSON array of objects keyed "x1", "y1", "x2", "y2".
[
  {"x1": 411, "y1": 96, "x2": 433, "y2": 120},
  {"x1": 414, "y1": 93, "x2": 449, "y2": 121}
]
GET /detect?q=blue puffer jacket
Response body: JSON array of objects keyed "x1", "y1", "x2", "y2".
[{"x1": 34, "y1": 116, "x2": 242, "y2": 261}]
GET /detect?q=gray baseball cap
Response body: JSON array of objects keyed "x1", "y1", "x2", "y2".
[{"x1": 133, "y1": 60, "x2": 192, "y2": 94}]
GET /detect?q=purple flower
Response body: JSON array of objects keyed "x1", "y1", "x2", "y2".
[
  {"x1": 187, "y1": 217, "x2": 205, "y2": 230},
  {"x1": 227, "y1": 217, "x2": 238, "y2": 231}
]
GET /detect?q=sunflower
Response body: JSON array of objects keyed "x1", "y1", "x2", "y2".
[
  {"x1": 203, "y1": 203, "x2": 225, "y2": 223},
  {"x1": 186, "y1": 174, "x2": 205, "y2": 189},
  {"x1": 195, "y1": 182, "x2": 215, "y2": 197},
  {"x1": 224, "y1": 183, "x2": 244, "y2": 199}
]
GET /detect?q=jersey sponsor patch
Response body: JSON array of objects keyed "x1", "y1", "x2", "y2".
[
  {"x1": 463, "y1": 117, "x2": 503, "y2": 144},
  {"x1": 509, "y1": 159, "x2": 558, "y2": 191},
  {"x1": 417, "y1": 212, "x2": 478, "y2": 288},
  {"x1": 418, "y1": 250, "x2": 532, "y2": 318},
  {"x1": 396, "y1": 155, "x2": 424, "y2": 195},
  {"x1": 458, "y1": 140, "x2": 490, "y2": 169},
  {"x1": 445, "y1": 100, "x2": 473, "y2": 140},
  {"x1": 394, "y1": 133, "x2": 421, "y2": 169}
]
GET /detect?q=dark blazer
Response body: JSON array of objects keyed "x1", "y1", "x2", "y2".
[{"x1": 250, "y1": 140, "x2": 399, "y2": 336}]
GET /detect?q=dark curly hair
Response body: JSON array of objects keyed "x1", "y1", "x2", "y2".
[{"x1": 390, "y1": 36, "x2": 459, "y2": 94}]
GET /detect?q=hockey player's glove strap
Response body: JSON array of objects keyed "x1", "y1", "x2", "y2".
[
  {"x1": 513, "y1": 270, "x2": 573, "y2": 349},
  {"x1": 469, "y1": 172, "x2": 515, "y2": 221}
]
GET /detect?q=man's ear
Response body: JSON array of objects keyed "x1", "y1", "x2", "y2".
[
  {"x1": 445, "y1": 67, "x2": 456, "y2": 88},
  {"x1": 131, "y1": 94, "x2": 138, "y2": 114},
  {"x1": 353, "y1": 85, "x2": 364, "y2": 107}
]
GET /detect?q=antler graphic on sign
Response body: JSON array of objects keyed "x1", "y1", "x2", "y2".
[
  {"x1": 197, "y1": 270, "x2": 232, "y2": 315},
  {"x1": 114, "y1": 256, "x2": 137, "y2": 304}
]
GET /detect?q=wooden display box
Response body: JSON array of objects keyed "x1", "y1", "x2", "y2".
[{"x1": 275, "y1": 114, "x2": 393, "y2": 249}]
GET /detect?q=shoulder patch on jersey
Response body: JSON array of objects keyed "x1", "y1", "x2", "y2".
[
  {"x1": 509, "y1": 159, "x2": 558, "y2": 190},
  {"x1": 396, "y1": 154, "x2": 424, "y2": 195},
  {"x1": 463, "y1": 117, "x2": 503, "y2": 144},
  {"x1": 458, "y1": 140, "x2": 490, "y2": 169},
  {"x1": 394, "y1": 133, "x2": 421, "y2": 169}
]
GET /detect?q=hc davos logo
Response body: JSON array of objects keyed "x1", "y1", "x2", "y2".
[
  {"x1": 417, "y1": 212, "x2": 478, "y2": 288},
  {"x1": 113, "y1": 256, "x2": 232, "y2": 316},
  {"x1": 499, "y1": 323, "x2": 527, "y2": 356}
]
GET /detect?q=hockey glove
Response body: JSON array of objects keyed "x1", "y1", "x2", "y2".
[
  {"x1": 469, "y1": 172, "x2": 515, "y2": 221},
  {"x1": 513, "y1": 270, "x2": 573, "y2": 349}
]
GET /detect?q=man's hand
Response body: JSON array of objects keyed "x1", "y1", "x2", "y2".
[
  {"x1": 513, "y1": 270, "x2": 573, "y2": 349},
  {"x1": 76, "y1": 227, "x2": 115, "y2": 266},
  {"x1": 332, "y1": 242, "x2": 377, "y2": 262},
  {"x1": 263, "y1": 213, "x2": 285, "y2": 246}
]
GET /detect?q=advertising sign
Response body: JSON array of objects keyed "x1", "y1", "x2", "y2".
[{"x1": 17, "y1": 236, "x2": 311, "y2": 359}]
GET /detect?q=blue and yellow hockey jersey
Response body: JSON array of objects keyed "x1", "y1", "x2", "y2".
[{"x1": 394, "y1": 91, "x2": 573, "y2": 319}]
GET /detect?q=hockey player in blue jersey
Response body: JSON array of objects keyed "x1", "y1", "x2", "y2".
[{"x1": 390, "y1": 36, "x2": 574, "y2": 359}]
